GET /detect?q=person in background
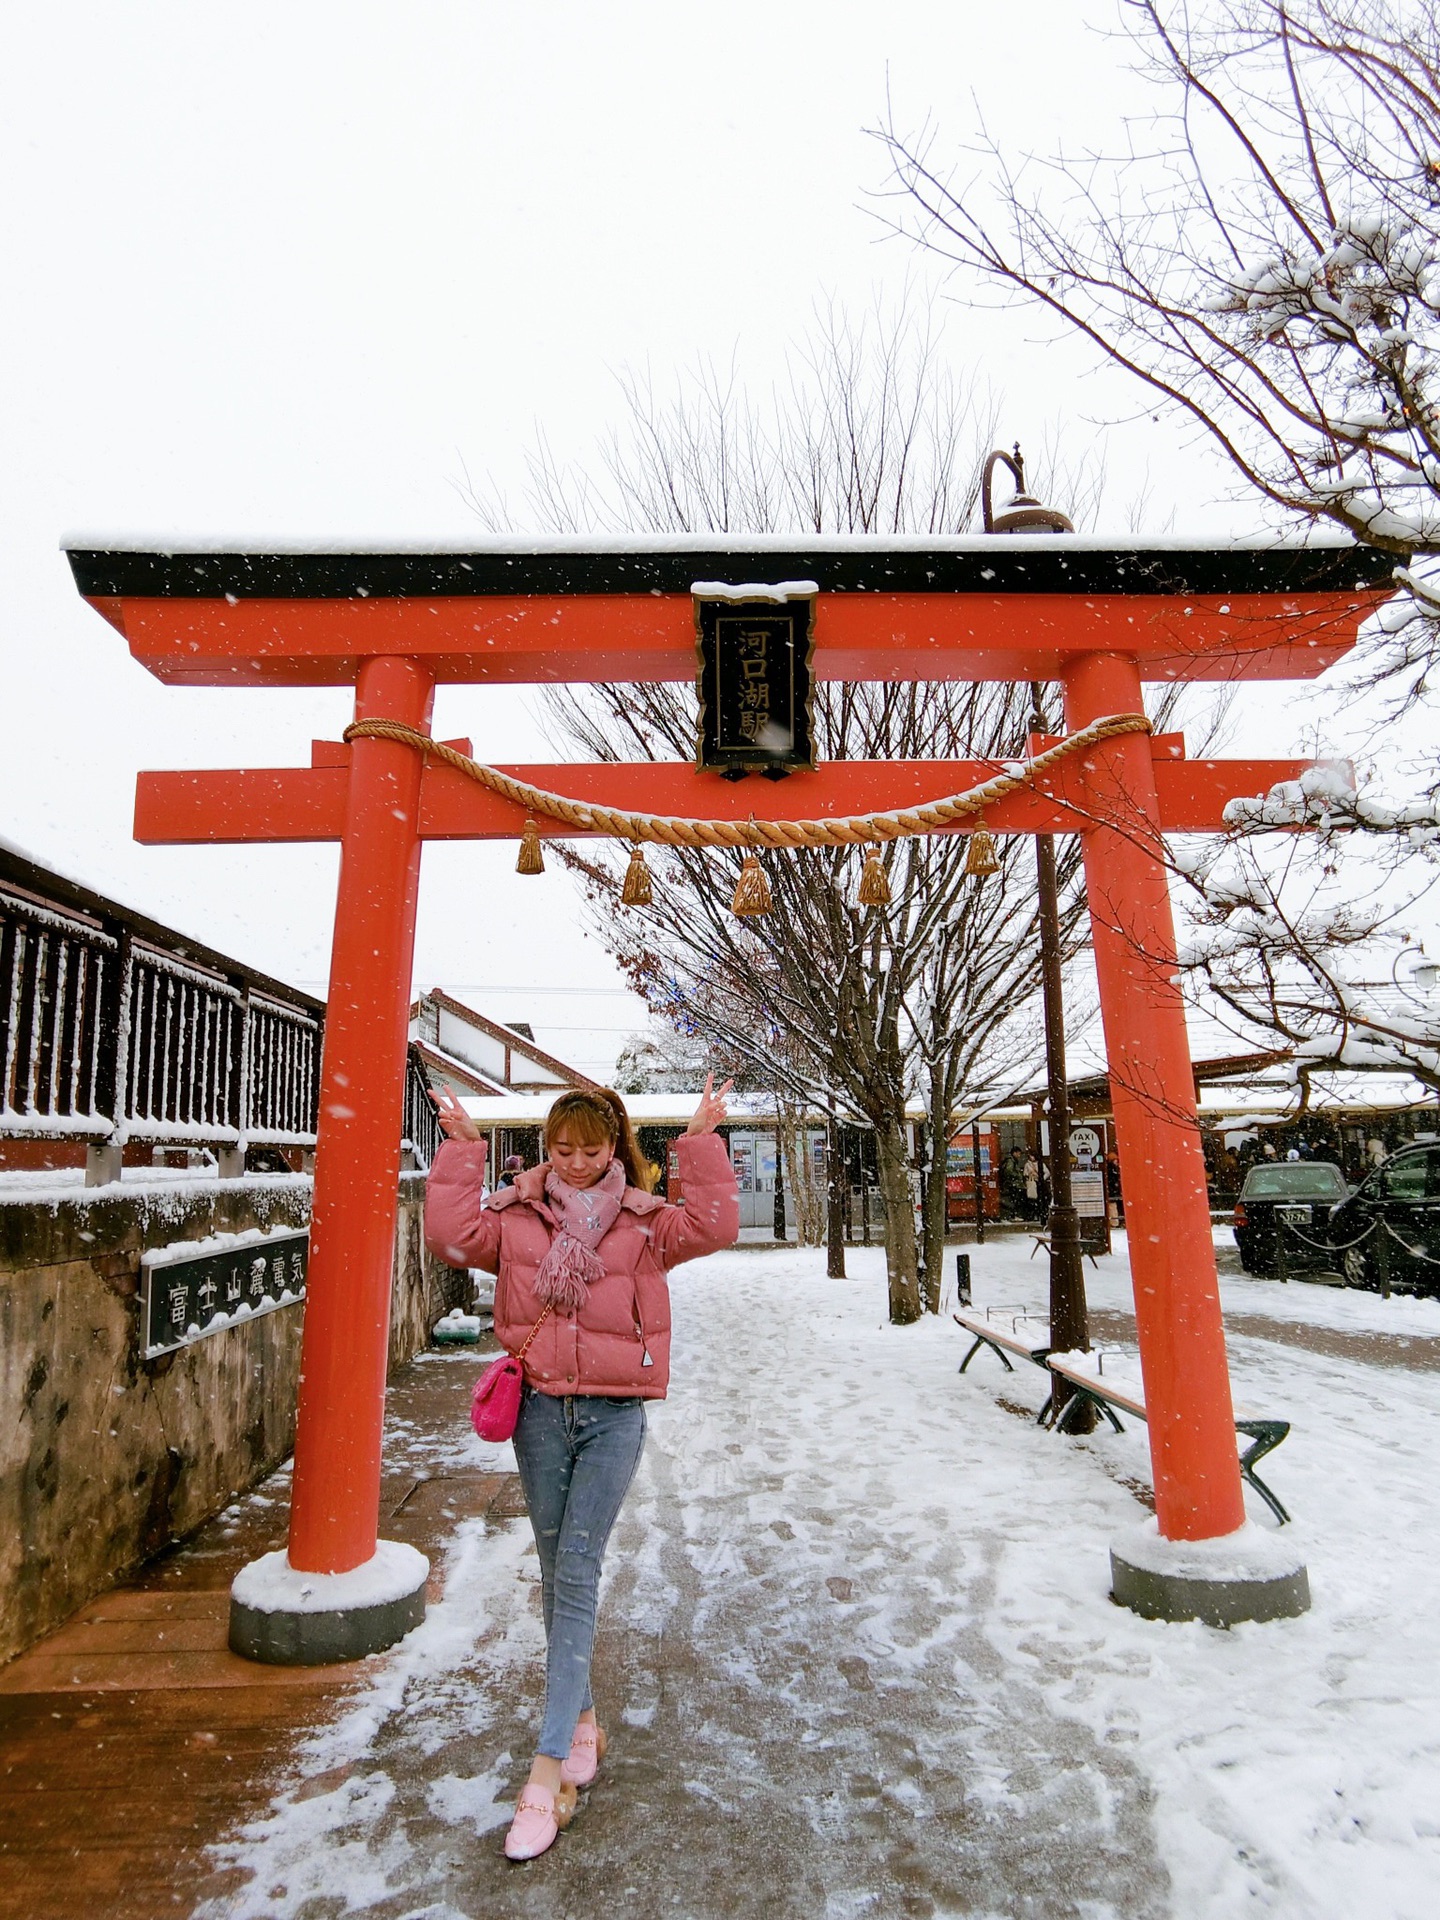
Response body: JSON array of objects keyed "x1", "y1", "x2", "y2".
[
  {"x1": 1000, "y1": 1147, "x2": 1026, "y2": 1220},
  {"x1": 498, "y1": 1153, "x2": 525, "y2": 1189},
  {"x1": 1105, "y1": 1150, "x2": 1124, "y2": 1227},
  {"x1": 425, "y1": 1076, "x2": 738, "y2": 1862}
]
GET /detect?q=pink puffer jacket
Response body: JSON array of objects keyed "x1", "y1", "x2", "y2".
[{"x1": 423, "y1": 1132, "x2": 739, "y2": 1399}]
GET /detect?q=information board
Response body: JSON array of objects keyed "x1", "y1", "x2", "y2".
[
  {"x1": 1072, "y1": 1169, "x2": 1110, "y2": 1255},
  {"x1": 1072, "y1": 1170, "x2": 1106, "y2": 1218}
]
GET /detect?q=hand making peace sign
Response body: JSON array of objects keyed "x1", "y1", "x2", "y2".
[
  {"x1": 432, "y1": 1084, "x2": 482, "y2": 1142},
  {"x1": 684, "y1": 1072, "x2": 734, "y2": 1137}
]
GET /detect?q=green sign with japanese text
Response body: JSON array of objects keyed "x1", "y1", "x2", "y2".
[{"x1": 142, "y1": 1229, "x2": 308, "y2": 1358}]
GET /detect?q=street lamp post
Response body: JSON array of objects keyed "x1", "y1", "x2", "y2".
[
  {"x1": 982, "y1": 448, "x2": 1091, "y2": 1397},
  {"x1": 1030, "y1": 686, "x2": 1090, "y2": 1378}
]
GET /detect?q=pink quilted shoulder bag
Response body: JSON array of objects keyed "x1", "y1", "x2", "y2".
[{"x1": 470, "y1": 1305, "x2": 552, "y2": 1441}]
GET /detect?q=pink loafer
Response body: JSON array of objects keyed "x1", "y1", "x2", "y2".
[
  {"x1": 560, "y1": 1721, "x2": 608, "y2": 1790},
  {"x1": 504, "y1": 1783, "x2": 567, "y2": 1861}
]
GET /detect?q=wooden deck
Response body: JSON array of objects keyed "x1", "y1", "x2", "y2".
[{"x1": 0, "y1": 1347, "x2": 517, "y2": 1920}]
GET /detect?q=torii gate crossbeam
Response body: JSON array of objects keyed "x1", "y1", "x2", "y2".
[{"x1": 66, "y1": 537, "x2": 1391, "y2": 1650}]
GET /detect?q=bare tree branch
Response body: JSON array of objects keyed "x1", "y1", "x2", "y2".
[
  {"x1": 871, "y1": 1, "x2": 1440, "y2": 663},
  {"x1": 480, "y1": 292, "x2": 1097, "y2": 1321}
]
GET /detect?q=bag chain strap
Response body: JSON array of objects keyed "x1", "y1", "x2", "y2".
[{"x1": 513, "y1": 1303, "x2": 554, "y2": 1363}]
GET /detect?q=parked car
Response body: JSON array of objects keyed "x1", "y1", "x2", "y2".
[
  {"x1": 1232, "y1": 1161, "x2": 1350, "y2": 1275},
  {"x1": 1319, "y1": 1141, "x2": 1440, "y2": 1294}
]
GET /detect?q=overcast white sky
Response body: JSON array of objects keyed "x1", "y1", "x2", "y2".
[{"x1": 0, "y1": 3, "x2": 1414, "y2": 1079}]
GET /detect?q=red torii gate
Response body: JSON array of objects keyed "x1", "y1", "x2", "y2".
[{"x1": 67, "y1": 538, "x2": 1388, "y2": 1650}]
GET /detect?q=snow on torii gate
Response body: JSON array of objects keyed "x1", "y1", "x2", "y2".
[{"x1": 67, "y1": 537, "x2": 1389, "y2": 1650}]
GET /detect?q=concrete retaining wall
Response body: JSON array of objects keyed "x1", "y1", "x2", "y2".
[{"x1": 0, "y1": 1171, "x2": 466, "y2": 1665}]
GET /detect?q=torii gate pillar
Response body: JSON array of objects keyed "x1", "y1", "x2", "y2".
[
  {"x1": 1064, "y1": 653, "x2": 1243, "y2": 1537},
  {"x1": 290, "y1": 658, "x2": 434, "y2": 1566},
  {"x1": 1064, "y1": 651, "x2": 1309, "y2": 1618},
  {"x1": 231, "y1": 656, "x2": 436, "y2": 1661}
]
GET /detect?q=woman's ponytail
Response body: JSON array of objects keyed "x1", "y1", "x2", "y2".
[{"x1": 597, "y1": 1088, "x2": 653, "y2": 1193}]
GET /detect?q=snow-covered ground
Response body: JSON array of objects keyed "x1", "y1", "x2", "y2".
[{"x1": 203, "y1": 1239, "x2": 1440, "y2": 1920}]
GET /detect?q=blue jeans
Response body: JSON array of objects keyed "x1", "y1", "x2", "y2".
[{"x1": 512, "y1": 1386, "x2": 647, "y2": 1760}]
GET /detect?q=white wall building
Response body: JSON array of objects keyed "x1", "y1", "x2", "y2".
[{"x1": 409, "y1": 988, "x2": 596, "y2": 1099}]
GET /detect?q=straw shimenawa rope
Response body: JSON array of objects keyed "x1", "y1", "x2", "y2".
[{"x1": 341, "y1": 712, "x2": 1152, "y2": 848}]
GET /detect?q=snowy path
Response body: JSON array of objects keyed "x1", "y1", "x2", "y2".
[{"x1": 203, "y1": 1245, "x2": 1440, "y2": 1920}]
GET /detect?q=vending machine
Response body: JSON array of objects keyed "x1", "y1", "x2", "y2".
[{"x1": 946, "y1": 1123, "x2": 1001, "y2": 1224}]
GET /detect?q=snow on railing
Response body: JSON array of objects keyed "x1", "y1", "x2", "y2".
[
  {"x1": 401, "y1": 1047, "x2": 441, "y2": 1171},
  {"x1": 1, "y1": 886, "x2": 117, "y2": 1136},
  {"x1": 1, "y1": 868, "x2": 321, "y2": 1155},
  {"x1": 2, "y1": 850, "x2": 444, "y2": 1176}
]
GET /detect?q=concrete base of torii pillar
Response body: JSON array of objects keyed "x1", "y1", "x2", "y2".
[
  {"x1": 229, "y1": 1541, "x2": 431, "y2": 1664},
  {"x1": 1110, "y1": 1522, "x2": 1311, "y2": 1628}
]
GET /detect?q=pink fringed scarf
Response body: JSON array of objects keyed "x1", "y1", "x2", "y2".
[{"x1": 534, "y1": 1160, "x2": 627, "y2": 1310}]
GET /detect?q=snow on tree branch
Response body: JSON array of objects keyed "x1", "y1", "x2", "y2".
[
  {"x1": 1220, "y1": 757, "x2": 1440, "y2": 842},
  {"x1": 1173, "y1": 785, "x2": 1440, "y2": 1091}
]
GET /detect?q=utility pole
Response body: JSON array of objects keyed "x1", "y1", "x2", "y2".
[{"x1": 773, "y1": 1128, "x2": 787, "y2": 1242}]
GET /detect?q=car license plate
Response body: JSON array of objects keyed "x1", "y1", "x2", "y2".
[{"x1": 1276, "y1": 1206, "x2": 1308, "y2": 1224}]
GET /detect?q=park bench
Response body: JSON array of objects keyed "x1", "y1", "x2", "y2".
[
  {"x1": 1044, "y1": 1349, "x2": 1294, "y2": 1526},
  {"x1": 953, "y1": 1309, "x2": 1053, "y2": 1381},
  {"x1": 1026, "y1": 1229, "x2": 1103, "y2": 1271}
]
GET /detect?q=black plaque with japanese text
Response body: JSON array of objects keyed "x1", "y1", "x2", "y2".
[
  {"x1": 141, "y1": 1229, "x2": 309, "y2": 1358},
  {"x1": 694, "y1": 588, "x2": 816, "y2": 778}
]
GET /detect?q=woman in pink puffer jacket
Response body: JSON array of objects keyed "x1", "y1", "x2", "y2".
[{"x1": 424, "y1": 1077, "x2": 738, "y2": 1862}]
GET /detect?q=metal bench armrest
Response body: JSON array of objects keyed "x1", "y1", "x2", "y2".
[
  {"x1": 1052, "y1": 1380, "x2": 1127, "y2": 1436},
  {"x1": 1234, "y1": 1419, "x2": 1293, "y2": 1525},
  {"x1": 958, "y1": 1331, "x2": 1013, "y2": 1375}
]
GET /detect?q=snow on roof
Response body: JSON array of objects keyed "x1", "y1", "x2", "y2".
[
  {"x1": 458, "y1": 1091, "x2": 815, "y2": 1127},
  {"x1": 455, "y1": 1091, "x2": 934, "y2": 1126},
  {"x1": 61, "y1": 531, "x2": 1373, "y2": 557},
  {"x1": 1197, "y1": 1072, "x2": 1438, "y2": 1117},
  {"x1": 415, "y1": 987, "x2": 596, "y2": 1089}
]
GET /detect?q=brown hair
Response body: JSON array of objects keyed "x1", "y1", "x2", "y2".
[{"x1": 544, "y1": 1088, "x2": 653, "y2": 1193}]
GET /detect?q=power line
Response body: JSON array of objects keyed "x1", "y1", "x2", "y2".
[
  {"x1": 432, "y1": 986, "x2": 642, "y2": 999},
  {"x1": 291, "y1": 980, "x2": 642, "y2": 998},
  {"x1": 464, "y1": 1024, "x2": 640, "y2": 1034}
]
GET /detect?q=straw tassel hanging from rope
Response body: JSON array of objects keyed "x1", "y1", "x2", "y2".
[
  {"x1": 964, "y1": 820, "x2": 1000, "y2": 878},
  {"x1": 731, "y1": 852, "x2": 773, "y2": 916},
  {"x1": 856, "y1": 846, "x2": 892, "y2": 907},
  {"x1": 620, "y1": 842, "x2": 653, "y2": 907},
  {"x1": 516, "y1": 817, "x2": 545, "y2": 874}
]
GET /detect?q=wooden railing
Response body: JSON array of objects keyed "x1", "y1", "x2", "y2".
[
  {"x1": 1, "y1": 847, "x2": 324, "y2": 1178},
  {"x1": 1, "y1": 846, "x2": 446, "y2": 1184},
  {"x1": 402, "y1": 1045, "x2": 442, "y2": 1170},
  {"x1": 0, "y1": 888, "x2": 119, "y2": 1140}
]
